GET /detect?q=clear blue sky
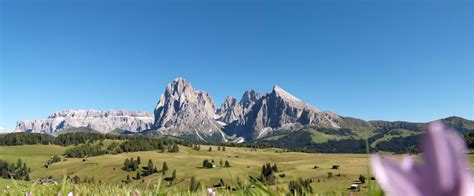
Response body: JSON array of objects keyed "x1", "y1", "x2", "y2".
[{"x1": 1, "y1": 0, "x2": 473, "y2": 131}]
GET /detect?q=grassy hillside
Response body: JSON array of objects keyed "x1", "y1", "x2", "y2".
[
  {"x1": 257, "y1": 116, "x2": 474, "y2": 153},
  {"x1": 1, "y1": 144, "x2": 373, "y2": 194},
  {"x1": 0, "y1": 145, "x2": 66, "y2": 169},
  {"x1": 1, "y1": 144, "x2": 474, "y2": 195}
]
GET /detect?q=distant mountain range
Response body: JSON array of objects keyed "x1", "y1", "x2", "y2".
[{"x1": 15, "y1": 78, "x2": 474, "y2": 152}]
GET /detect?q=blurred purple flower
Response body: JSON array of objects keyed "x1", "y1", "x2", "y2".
[
  {"x1": 371, "y1": 121, "x2": 473, "y2": 196},
  {"x1": 207, "y1": 188, "x2": 216, "y2": 196}
]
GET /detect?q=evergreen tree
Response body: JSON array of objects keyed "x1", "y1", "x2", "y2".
[
  {"x1": 16, "y1": 159, "x2": 22, "y2": 170},
  {"x1": 147, "y1": 160, "x2": 154, "y2": 176},
  {"x1": 224, "y1": 160, "x2": 231, "y2": 167},
  {"x1": 202, "y1": 159, "x2": 213, "y2": 168},
  {"x1": 123, "y1": 158, "x2": 130, "y2": 171},
  {"x1": 126, "y1": 175, "x2": 131, "y2": 184},
  {"x1": 272, "y1": 163, "x2": 278, "y2": 172},
  {"x1": 171, "y1": 169, "x2": 177, "y2": 180},
  {"x1": 137, "y1": 156, "x2": 141, "y2": 165},
  {"x1": 136, "y1": 172, "x2": 141, "y2": 180},
  {"x1": 217, "y1": 146, "x2": 221, "y2": 151},
  {"x1": 219, "y1": 159, "x2": 223, "y2": 167},
  {"x1": 162, "y1": 161, "x2": 169, "y2": 173},
  {"x1": 218, "y1": 178, "x2": 225, "y2": 187},
  {"x1": 359, "y1": 175, "x2": 366, "y2": 184},
  {"x1": 208, "y1": 147, "x2": 212, "y2": 151},
  {"x1": 222, "y1": 146, "x2": 226, "y2": 151},
  {"x1": 189, "y1": 176, "x2": 199, "y2": 192}
]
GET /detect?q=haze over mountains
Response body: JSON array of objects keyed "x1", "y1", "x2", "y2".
[{"x1": 15, "y1": 78, "x2": 474, "y2": 149}]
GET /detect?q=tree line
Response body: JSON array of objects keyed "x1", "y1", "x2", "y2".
[
  {"x1": 0, "y1": 159, "x2": 31, "y2": 181},
  {"x1": 0, "y1": 132, "x2": 192, "y2": 148}
]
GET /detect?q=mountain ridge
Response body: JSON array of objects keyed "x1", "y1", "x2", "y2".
[{"x1": 14, "y1": 78, "x2": 474, "y2": 149}]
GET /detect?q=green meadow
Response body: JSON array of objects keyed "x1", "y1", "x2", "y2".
[{"x1": 1, "y1": 144, "x2": 473, "y2": 195}]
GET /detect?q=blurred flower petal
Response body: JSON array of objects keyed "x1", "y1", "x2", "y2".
[{"x1": 371, "y1": 121, "x2": 474, "y2": 196}]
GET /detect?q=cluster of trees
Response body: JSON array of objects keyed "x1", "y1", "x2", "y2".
[
  {"x1": 261, "y1": 131, "x2": 367, "y2": 153},
  {"x1": 63, "y1": 143, "x2": 107, "y2": 158},
  {"x1": 202, "y1": 159, "x2": 215, "y2": 169},
  {"x1": 218, "y1": 159, "x2": 231, "y2": 167},
  {"x1": 260, "y1": 163, "x2": 279, "y2": 185},
  {"x1": 67, "y1": 175, "x2": 98, "y2": 184},
  {"x1": 192, "y1": 145, "x2": 201, "y2": 151},
  {"x1": 168, "y1": 143, "x2": 179, "y2": 153},
  {"x1": 202, "y1": 159, "x2": 231, "y2": 169},
  {"x1": 288, "y1": 178, "x2": 314, "y2": 195},
  {"x1": 206, "y1": 141, "x2": 273, "y2": 149},
  {"x1": 129, "y1": 160, "x2": 169, "y2": 182},
  {"x1": 374, "y1": 135, "x2": 418, "y2": 154},
  {"x1": 44, "y1": 155, "x2": 62, "y2": 168},
  {"x1": 143, "y1": 159, "x2": 159, "y2": 176},
  {"x1": 0, "y1": 159, "x2": 31, "y2": 181},
  {"x1": 0, "y1": 132, "x2": 191, "y2": 149},
  {"x1": 62, "y1": 138, "x2": 186, "y2": 158},
  {"x1": 217, "y1": 146, "x2": 226, "y2": 151},
  {"x1": 0, "y1": 132, "x2": 53, "y2": 146},
  {"x1": 119, "y1": 140, "x2": 163, "y2": 153},
  {"x1": 122, "y1": 157, "x2": 141, "y2": 171}
]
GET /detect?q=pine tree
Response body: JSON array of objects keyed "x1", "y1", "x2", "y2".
[
  {"x1": 225, "y1": 160, "x2": 231, "y2": 167},
  {"x1": 162, "y1": 162, "x2": 168, "y2": 173},
  {"x1": 222, "y1": 146, "x2": 226, "y2": 151},
  {"x1": 189, "y1": 176, "x2": 198, "y2": 192},
  {"x1": 16, "y1": 159, "x2": 22, "y2": 170},
  {"x1": 147, "y1": 160, "x2": 154, "y2": 176},
  {"x1": 171, "y1": 169, "x2": 176, "y2": 180},
  {"x1": 136, "y1": 172, "x2": 141, "y2": 180},
  {"x1": 137, "y1": 156, "x2": 141, "y2": 165},
  {"x1": 126, "y1": 175, "x2": 131, "y2": 184},
  {"x1": 272, "y1": 163, "x2": 278, "y2": 172},
  {"x1": 220, "y1": 159, "x2": 223, "y2": 167},
  {"x1": 208, "y1": 147, "x2": 212, "y2": 151},
  {"x1": 203, "y1": 159, "x2": 209, "y2": 168},
  {"x1": 123, "y1": 158, "x2": 130, "y2": 171},
  {"x1": 217, "y1": 146, "x2": 221, "y2": 151},
  {"x1": 219, "y1": 178, "x2": 225, "y2": 187}
]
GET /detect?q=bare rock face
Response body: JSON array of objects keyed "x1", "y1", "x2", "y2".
[
  {"x1": 16, "y1": 110, "x2": 153, "y2": 134},
  {"x1": 216, "y1": 90, "x2": 261, "y2": 125},
  {"x1": 153, "y1": 78, "x2": 223, "y2": 140},
  {"x1": 216, "y1": 96, "x2": 242, "y2": 124},
  {"x1": 224, "y1": 86, "x2": 341, "y2": 139}
]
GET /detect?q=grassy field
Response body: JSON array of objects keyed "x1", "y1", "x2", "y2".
[{"x1": 1, "y1": 144, "x2": 473, "y2": 195}]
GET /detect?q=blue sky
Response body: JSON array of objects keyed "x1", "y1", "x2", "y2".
[{"x1": 1, "y1": 0, "x2": 473, "y2": 131}]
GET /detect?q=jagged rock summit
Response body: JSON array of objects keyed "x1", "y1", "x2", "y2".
[
  {"x1": 223, "y1": 85, "x2": 341, "y2": 139},
  {"x1": 152, "y1": 78, "x2": 225, "y2": 141},
  {"x1": 16, "y1": 110, "x2": 153, "y2": 134}
]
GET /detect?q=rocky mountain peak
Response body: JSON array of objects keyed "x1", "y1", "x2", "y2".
[
  {"x1": 153, "y1": 78, "x2": 221, "y2": 139},
  {"x1": 271, "y1": 85, "x2": 319, "y2": 112},
  {"x1": 272, "y1": 85, "x2": 302, "y2": 102},
  {"x1": 240, "y1": 90, "x2": 260, "y2": 107}
]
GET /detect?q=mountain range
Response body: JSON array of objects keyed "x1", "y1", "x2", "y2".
[{"x1": 15, "y1": 78, "x2": 474, "y2": 152}]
